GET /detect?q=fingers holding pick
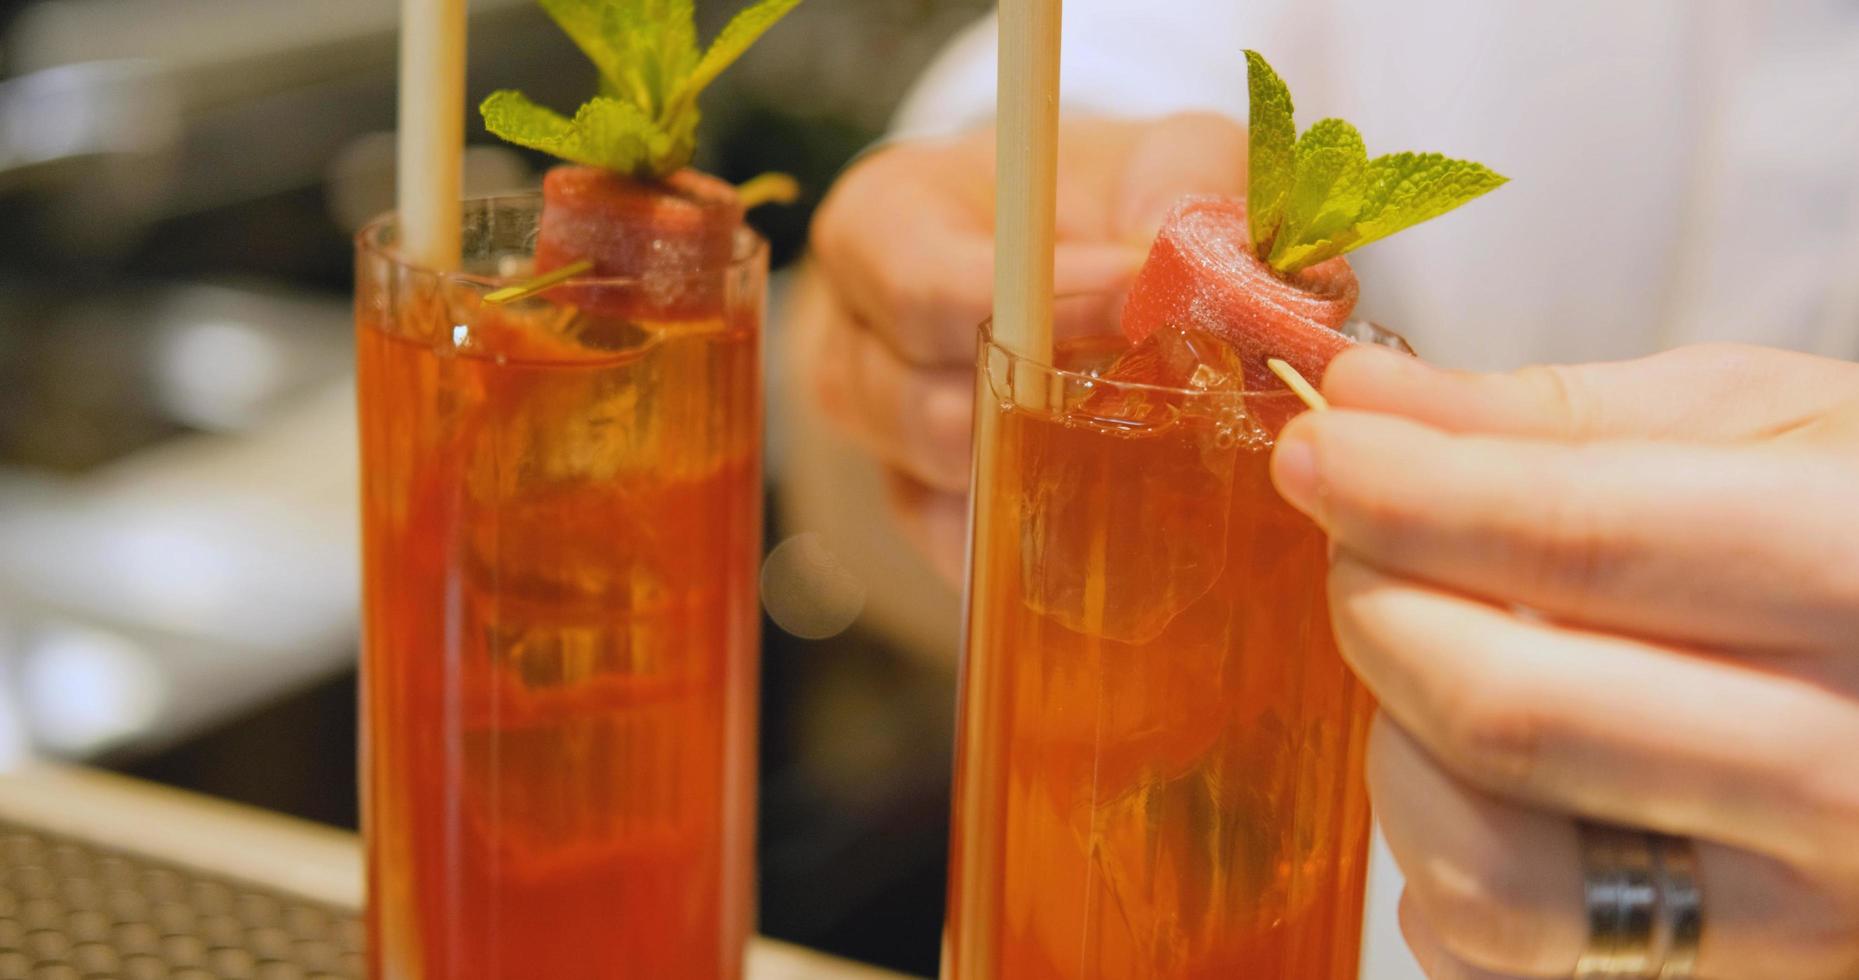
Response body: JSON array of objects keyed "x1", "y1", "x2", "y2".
[
  {"x1": 1321, "y1": 342, "x2": 1859, "y2": 443},
  {"x1": 1270, "y1": 407, "x2": 1859, "y2": 653}
]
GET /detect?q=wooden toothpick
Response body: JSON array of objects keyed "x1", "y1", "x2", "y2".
[
  {"x1": 1267, "y1": 358, "x2": 1329, "y2": 412},
  {"x1": 484, "y1": 258, "x2": 594, "y2": 306},
  {"x1": 736, "y1": 172, "x2": 801, "y2": 210}
]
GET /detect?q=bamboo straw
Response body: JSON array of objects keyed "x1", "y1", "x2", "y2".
[
  {"x1": 948, "y1": 5, "x2": 1062, "y2": 975},
  {"x1": 993, "y1": 0, "x2": 1063, "y2": 368},
  {"x1": 396, "y1": 0, "x2": 467, "y2": 271}
]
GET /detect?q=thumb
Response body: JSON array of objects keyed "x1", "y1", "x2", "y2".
[{"x1": 1114, "y1": 112, "x2": 1249, "y2": 246}]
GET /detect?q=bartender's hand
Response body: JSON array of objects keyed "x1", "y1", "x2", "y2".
[
  {"x1": 1273, "y1": 343, "x2": 1859, "y2": 980},
  {"x1": 791, "y1": 113, "x2": 1247, "y2": 582}
]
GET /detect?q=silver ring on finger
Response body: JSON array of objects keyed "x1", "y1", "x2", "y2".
[{"x1": 1575, "y1": 821, "x2": 1704, "y2": 980}]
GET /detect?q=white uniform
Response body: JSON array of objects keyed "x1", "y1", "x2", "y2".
[
  {"x1": 894, "y1": 0, "x2": 1859, "y2": 371},
  {"x1": 889, "y1": 4, "x2": 1859, "y2": 978}
]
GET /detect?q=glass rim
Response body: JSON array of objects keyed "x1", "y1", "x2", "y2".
[
  {"x1": 978, "y1": 297, "x2": 1306, "y2": 403},
  {"x1": 354, "y1": 191, "x2": 768, "y2": 289}
]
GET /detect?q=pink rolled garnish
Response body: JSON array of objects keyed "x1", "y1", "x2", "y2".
[{"x1": 1119, "y1": 195, "x2": 1358, "y2": 394}]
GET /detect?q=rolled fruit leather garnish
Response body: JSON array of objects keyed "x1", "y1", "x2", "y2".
[
  {"x1": 534, "y1": 166, "x2": 743, "y2": 321},
  {"x1": 1119, "y1": 195, "x2": 1358, "y2": 396},
  {"x1": 479, "y1": 0, "x2": 802, "y2": 321},
  {"x1": 1105, "y1": 50, "x2": 1506, "y2": 428}
]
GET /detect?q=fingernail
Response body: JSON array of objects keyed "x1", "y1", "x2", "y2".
[
  {"x1": 1271, "y1": 425, "x2": 1321, "y2": 517},
  {"x1": 1321, "y1": 344, "x2": 1437, "y2": 410},
  {"x1": 1326, "y1": 342, "x2": 1430, "y2": 386},
  {"x1": 1333, "y1": 340, "x2": 1410, "y2": 371}
]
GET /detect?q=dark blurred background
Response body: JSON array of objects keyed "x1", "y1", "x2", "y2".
[{"x1": 0, "y1": 0, "x2": 984, "y2": 974}]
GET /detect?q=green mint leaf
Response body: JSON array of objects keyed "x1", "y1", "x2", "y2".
[
  {"x1": 480, "y1": 89, "x2": 672, "y2": 176},
  {"x1": 539, "y1": 0, "x2": 699, "y2": 118},
  {"x1": 1256, "y1": 234, "x2": 1345, "y2": 271},
  {"x1": 1268, "y1": 118, "x2": 1367, "y2": 268},
  {"x1": 652, "y1": 0, "x2": 701, "y2": 103},
  {"x1": 1240, "y1": 50, "x2": 1507, "y2": 274},
  {"x1": 1244, "y1": 50, "x2": 1297, "y2": 257},
  {"x1": 665, "y1": 0, "x2": 801, "y2": 121},
  {"x1": 487, "y1": 0, "x2": 800, "y2": 179},
  {"x1": 602, "y1": 0, "x2": 699, "y2": 118},
  {"x1": 1269, "y1": 154, "x2": 1506, "y2": 273},
  {"x1": 537, "y1": 0, "x2": 629, "y2": 95},
  {"x1": 1351, "y1": 152, "x2": 1508, "y2": 245}
]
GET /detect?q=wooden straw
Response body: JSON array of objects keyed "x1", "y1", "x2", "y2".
[
  {"x1": 993, "y1": 0, "x2": 1063, "y2": 367},
  {"x1": 396, "y1": 0, "x2": 467, "y2": 271},
  {"x1": 948, "y1": 7, "x2": 1062, "y2": 976},
  {"x1": 1267, "y1": 358, "x2": 1330, "y2": 412}
]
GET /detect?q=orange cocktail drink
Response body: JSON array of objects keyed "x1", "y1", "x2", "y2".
[
  {"x1": 355, "y1": 195, "x2": 764, "y2": 980},
  {"x1": 945, "y1": 303, "x2": 1387, "y2": 980}
]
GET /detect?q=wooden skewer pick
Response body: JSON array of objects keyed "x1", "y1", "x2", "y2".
[
  {"x1": 737, "y1": 172, "x2": 802, "y2": 210},
  {"x1": 1267, "y1": 358, "x2": 1329, "y2": 412},
  {"x1": 484, "y1": 258, "x2": 595, "y2": 305}
]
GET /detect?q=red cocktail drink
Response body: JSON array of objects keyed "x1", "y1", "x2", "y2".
[
  {"x1": 944, "y1": 306, "x2": 1408, "y2": 980},
  {"x1": 356, "y1": 195, "x2": 764, "y2": 980},
  {"x1": 946, "y1": 46, "x2": 1498, "y2": 978}
]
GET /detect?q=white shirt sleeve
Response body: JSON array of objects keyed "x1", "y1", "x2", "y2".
[{"x1": 890, "y1": 3, "x2": 1307, "y2": 140}]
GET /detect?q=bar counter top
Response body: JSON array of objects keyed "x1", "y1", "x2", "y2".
[{"x1": 0, "y1": 763, "x2": 910, "y2": 979}]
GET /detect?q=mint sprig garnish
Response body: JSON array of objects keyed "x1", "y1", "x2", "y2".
[
  {"x1": 481, "y1": 0, "x2": 802, "y2": 180},
  {"x1": 1244, "y1": 51, "x2": 1298, "y2": 258},
  {"x1": 1244, "y1": 50, "x2": 1506, "y2": 275}
]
